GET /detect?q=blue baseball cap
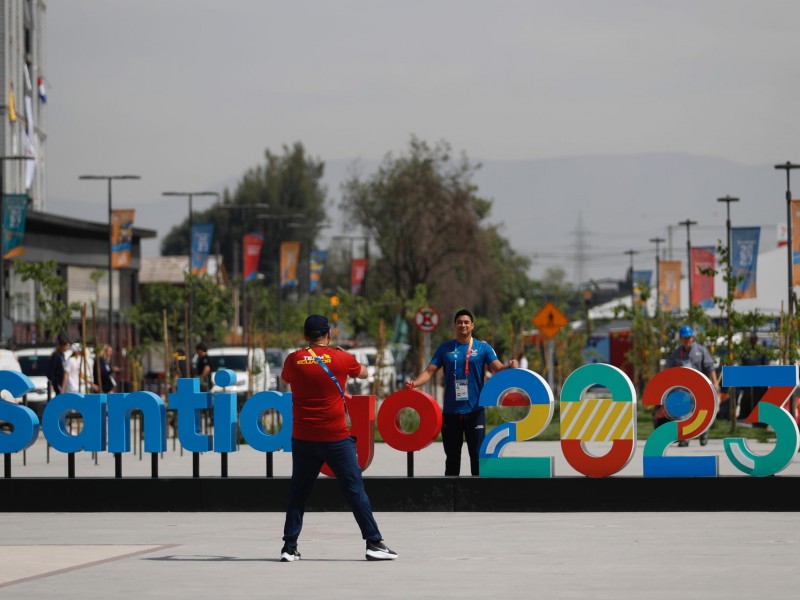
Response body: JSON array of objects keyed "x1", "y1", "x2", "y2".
[
  {"x1": 304, "y1": 314, "x2": 330, "y2": 338},
  {"x1": 679, "y1": 325, "x2": 694, "y2": 338}
]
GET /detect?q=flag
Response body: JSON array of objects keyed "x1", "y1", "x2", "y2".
[
  {"x1": 23, "y1": 66, "x2": 32, "y2": 92},
  {"x1": 22, "y1": 131, "x2": 36, "y2": 189},
  {"x1": 2, "y1": 194, "x2": 29, "y2": 259},
  {"x1": 8, "y1": 84, "x2": 16, "y2": 122},
  {"x1": 351, "y1": 258, "x2": 368, "y2": 295},
  {"x1": 280, "y1": 241, "x2": 300, "y2": 288},
  {"x1": 37, "y1": 77, "x2": 46, "y2": 103},
  {"x1": 659, "y1": 260, "x2": 681, "y2": 312},
  {"x1": 243, "y1": 232, "x2": 263, "y2": 282},
  {"x1": 24, "y1": 94, "x2": 33, "y2": 136},
  {"x1": 191, "y1": 223, "x2": 214, "y2": 274},
  {"x1": 111, "y1": 209, "x2": 135, "y2": 268},
  {"x1": 691, "y1": 246, "x2": 715, "y2": 308},
  {"x1": 731, "y1": 227, "x2": 760, "y2": 299},
  {"x1": 632, "y1": 269, "x2": 652, "y2": 307},
  {"x1": 309, "y1": 249, "x2": 328, "y2": 293},
  {"x1": 792, "y1": 200, "x2": 800, "y2": 286}
]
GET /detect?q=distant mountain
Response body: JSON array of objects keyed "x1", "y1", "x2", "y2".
[{"x1": 321, "y1": 153, "x2": 784, "y2": 285}]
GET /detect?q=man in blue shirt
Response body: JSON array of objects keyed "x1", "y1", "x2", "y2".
[{"x1": 405, "y1": 309, "x2": 517, "y2": 475}]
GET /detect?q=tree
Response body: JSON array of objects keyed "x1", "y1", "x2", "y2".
[
  {"x1": 14, "y1": 260, "x2": 80, "y2": 343},
  {"x1": 339, "y1": 137, "x2": 530, "y2": 326},
  {"x1": 160, "y1": 142, "x2": 328, "y2": 293}
]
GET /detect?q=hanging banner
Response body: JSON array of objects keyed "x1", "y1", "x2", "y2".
[
  {"x1": 309, "y1": 249, "x2": 328, "y2": 293},
  {"x1": 350, "y1": 257, "x2": 368, "y2": 295},
  {"x1": 2, "y1": 194, "x2": 28, "y2": 259},
  {"x1": 280, "y1": 240, "x2": 300, "y2": 288},
  {"x1": 731, "y1": 226, "x2": 760, "y2": 299},
  {"x1": 691, "y1": 246, "x2": 715, "y2": 308},
  {"x1": 792, "y1": 200, "x2": 800, "y2": 286},
  {"x1": 111, "y1": 209, "x2": 135, "y2": 268},
  {"x1": 243, "y1": 232, "x2": 263, "y2": 282},
  {"x1": 659, "y1": 260, "x2": 681, "y2": 312},
  {"x1": 190, "y1": 222, "x2": 214, "y2": 275}
]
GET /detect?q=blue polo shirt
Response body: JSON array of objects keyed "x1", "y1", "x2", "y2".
[{"x1": 430, "y1": 337, "x2": 499, "y2": 414}]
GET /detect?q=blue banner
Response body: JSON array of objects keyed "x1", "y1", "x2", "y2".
[
  {"x1": 632, "y1": 270, "x2": 652, "y2": 288},
  {"x1": 731, "y1": 227, "x2": 760, "y2": 299},
  {"x1": 191, "y1": 222, "x2": 215, "y2": 274},
  {"x1": 309, "y1": 249, "x2": 328, "y2": 293},
  {"x1": 2, "y1": 194, "x2": 28, "y2": 259}
]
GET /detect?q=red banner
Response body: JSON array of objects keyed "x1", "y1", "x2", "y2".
[
  {"x1": 691, "y1": 247, "x2": 715, "y2": 307},
  {"x1": 243, "y1": 233, "x2": 263, "y2": 282},
  {"x1": 351, "y1": 258, "x2": 368, "y2": 295},
  {"x1": 792, "y1": 200, "x2": 800, "y2": 286}
]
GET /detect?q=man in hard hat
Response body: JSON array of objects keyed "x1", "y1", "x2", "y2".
[{"x1": 663, "y1": 325, "x2": 719, "y2": 446}]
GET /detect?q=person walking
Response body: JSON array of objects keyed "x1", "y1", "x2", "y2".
[
  {"x1": 278, "y1": 314, "x2": 398, "y2": 562},
  {"x1": 194, "y1": 343, "x2": 211, "y2": 392},
  {"x1": 98, "y1": 344, "x2": 119, "y2": 393},
  {"x1": 47, "y1": 333, "x2": 71, "y2": 397},
  {"x1": 405, "y1": 309, "x2": 518, "y2": 476},
  {"x1": 664, "y1": 324, "x2": 720, "y2": 446}
]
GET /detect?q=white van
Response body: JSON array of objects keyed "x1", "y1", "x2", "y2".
[{"x1": 206, "y1": 346, "x2": 269, "y2": 398}]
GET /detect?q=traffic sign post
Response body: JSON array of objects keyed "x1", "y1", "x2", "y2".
[
  {"x1": 414, "y1": 306, "x2": 440, "y2": 391},
  {"x1": 532, "y1": 302, "x2": 569, "y2": 391}
]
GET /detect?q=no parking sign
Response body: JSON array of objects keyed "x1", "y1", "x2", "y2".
[{"x1": 414, "y1": 306, "x2": 440, "y2": 333}]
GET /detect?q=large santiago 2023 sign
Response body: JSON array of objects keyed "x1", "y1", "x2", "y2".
[{"x1": 0, "y1": 364, "x2": 797, "y2": 478}]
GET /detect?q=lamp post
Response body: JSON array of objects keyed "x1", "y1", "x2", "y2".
[
  {"x1": 162, "y1": 191, "x2": 220, "y2": 344},
  {"x1": 79, "y1": 175, "x2": 141, "y2": 353},
  {"x1": 332, "y1": 235, "x2": 370, "y2": 296},
  {"x1": 648, "y1": 237, "x2": 665, "y2": 312},
  {"x1": 774, "y1": 162, "x2": 800, "y2": 326},
  {"x1": 257, "y1": 213, "x2": 304, "y2": 333},
  {"x1": 0, "y1": 155, "x2": 34, "y2": 341},
  {"x1": 624, "y1": 249, "x2": 638, "y2": 312},
  {"x1": 678, "y1": 219, "x2": 698, "y2": 309},
  {"x1": 717, "y1": 196, "x2": 739, "y2": 304},
  {"x1": 218, "y1": 203, "x2": 270, "y2": 344}
]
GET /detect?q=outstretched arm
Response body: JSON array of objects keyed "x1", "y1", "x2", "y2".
[{"x1": 406, "y1": 364, "x2": 439, "y2": 389}]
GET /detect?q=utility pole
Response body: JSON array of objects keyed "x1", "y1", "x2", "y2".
[{"x1": 678, "y1": 219, "x2": 698, "y2": 309}]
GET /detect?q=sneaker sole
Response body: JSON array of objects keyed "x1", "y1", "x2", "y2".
[
  {"x1": 366, "y1": 552, "x2": 398, "y2": 561},
  {"x1": 280, "y1": 553, "x2": 300, "y2": 562}
]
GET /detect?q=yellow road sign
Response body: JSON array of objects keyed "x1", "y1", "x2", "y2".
[{"x1": 532, "y1": 302, "x2": 569, "y2": 339}]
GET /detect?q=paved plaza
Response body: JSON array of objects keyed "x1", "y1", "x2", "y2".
[{"x1": 1, "y1": 438, "x2": 799, "y2": 597}]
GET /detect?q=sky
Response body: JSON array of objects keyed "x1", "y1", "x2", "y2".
[{"x1": 44, "y1": 1, "x2": 800, "y2": 284}]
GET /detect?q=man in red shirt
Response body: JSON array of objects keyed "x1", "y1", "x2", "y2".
[{"x1": 279, "y1": 314, "x2": 398, "y2": 562}]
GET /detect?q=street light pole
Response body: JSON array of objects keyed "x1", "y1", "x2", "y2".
[
  {"x1": 774, "y1": 162, "x2": 800, "y2": 326},
  {"x1": 0, "y1": 155, "x2": 34, "y2": 342},
  {"x1": 80, "y1": 175, "x2": 141, "y2": 353},
  {"x1": 624, "y1": 249, "x2": 638, "y2": 312},
  {"x1": 678, "y1": 219, "x2": 698, "y2": 309},
  {"x1": 648, "y1": 237, "x2": 665, "y2": 312},
  {"x1": 716, "y1": 196, "x2": 739, "y2": 305},
  {"x1": 162, "y1": 191, "x2": 220, "y2": 344}
]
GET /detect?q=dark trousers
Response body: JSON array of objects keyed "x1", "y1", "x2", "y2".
[
  {"x1": 442, "y1": 410, "x2": 486, "y2": 476},
  {"x1": 283, "y1": 436, "x2": 382, "y2": 546}
]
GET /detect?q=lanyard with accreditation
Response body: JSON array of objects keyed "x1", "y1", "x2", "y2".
[{"x1": 454, "y1": 337, "x2": 473, "y2": 401}]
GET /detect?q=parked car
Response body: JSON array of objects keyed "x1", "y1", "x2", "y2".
[
  {"x1": 15, "y1": 347, "x2": 53, "y2": 416},
  {"x1": 346, "y1": 348, "x2": 370, "y2": 395},
  {"x1": 206, "y1": 346, "x2": 269, "y2": 399},
  {"x1": 0, "y1": 349, "x2": 25, "y2": 406},
  {"x1": 354, "y1": 346, "x2": 397, "y2": 395},
  {"x1": 266, "y1": 347, "x2": 291, "y2": 391}
]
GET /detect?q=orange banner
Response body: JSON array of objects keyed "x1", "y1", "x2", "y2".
[
  {"x1": 280, "y1": 240, "x2": 300, "y2": 288},
  {"x1": 111, "y1": 209, "x2": 135, "y2": 268},
  {"x1": 659, "y1": 260, "x2": 681, "y2": 312}
]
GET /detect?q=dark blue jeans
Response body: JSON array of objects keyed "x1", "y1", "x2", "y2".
[
  {"x1": 442, "y1": 409, "x2": 485, "y2": 476},
  {"x1": 283, "y1": 436, "x2": 382, "y2": 546}
]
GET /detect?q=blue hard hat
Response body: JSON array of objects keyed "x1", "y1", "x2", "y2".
[{"x1": 679, "y1": 325, "x2": 694, "y2": 338}]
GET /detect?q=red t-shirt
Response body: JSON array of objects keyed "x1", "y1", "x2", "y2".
[{"x1": 281, "y1": 346, "x2": 362, "y2": 442}]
